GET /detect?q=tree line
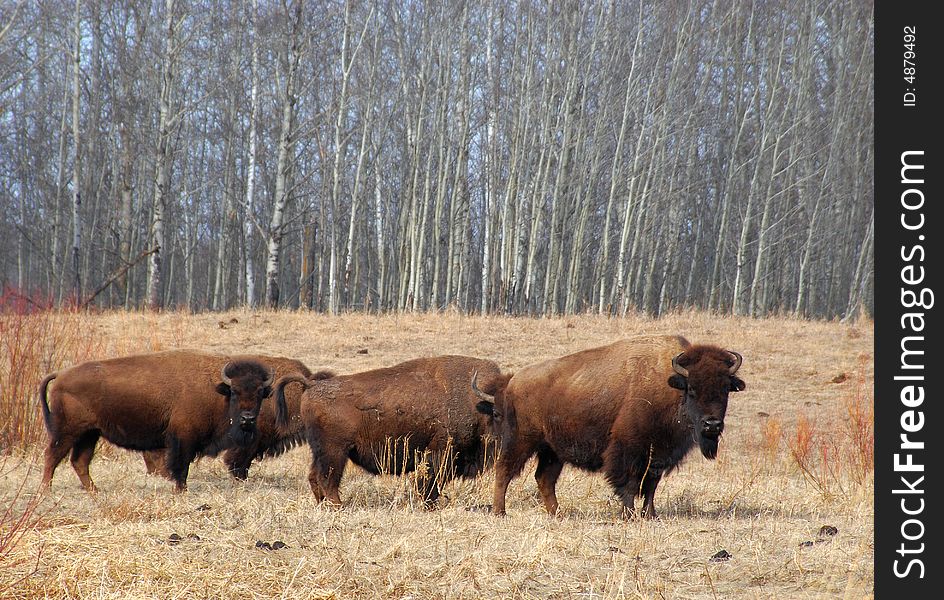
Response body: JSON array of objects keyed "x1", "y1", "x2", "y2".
[{"x1": 0, "y1": 0, "x2": 874, "y2": 318}]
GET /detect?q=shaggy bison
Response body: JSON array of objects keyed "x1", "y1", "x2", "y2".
[
  {"x1": 273, "y1": 355, "x2": 507, "y2": 506},
  {"x1": 140, "y1": 357, "x2": 316, "y2": 481},
  {"x1": 473, "y1": 335, "x2": 745, "y2": 517},
  {"x1": 38, "y1": 351, "x2": 307, "y2": 492}
]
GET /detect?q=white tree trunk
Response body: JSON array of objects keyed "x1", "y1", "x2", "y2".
[
  {"x1": 243, "y1": 0, "x2": 259, "y2": 307},
  {"x1": 147, "y1": 0, "x2": 177, "y2": 311},
  {"x1": 70, "y1": 0, "x2": 82, "y2": 302},
  {"x1": 264, "y1": 1, "x2": 302, "y2": 308}
]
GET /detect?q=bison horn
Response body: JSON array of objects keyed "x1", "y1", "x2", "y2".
[
  {"x1": 263, "y1": 368, "x2": 274, "y2": 389},
  {"x1": 471, "y1": 370, "x2": 494, "y2": 402},
  {"x1": 671, "y1": 353, "x2": 689, "y2": 378},
  {"x1": 220, "y1": 364, "x2": 233, "y2": 387},
  {"x1": 727, "y1": 351, "x2": 743, "y2": 375}
]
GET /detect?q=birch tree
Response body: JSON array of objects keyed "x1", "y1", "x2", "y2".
[{"x1": 264, "y1": 0, "x2": 303, "y2": 309}]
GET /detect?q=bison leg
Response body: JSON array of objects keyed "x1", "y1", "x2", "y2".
[
  {"x1": 491, "y1": 440, "x2": 536, "y2": 516},
  {"x1": 309, "y1": 452, "x2": 345, "y2": 506},
  {"x1": 307, "y1": 467, "x2": 326, "y2": 502},
  {"x1": 612, "y1": 474, "x2": 641, "y2": 518},
  {"x1": 603, "y1": 438, "x2": 653, "y2": 518},
  {"x1": 223, "y1": 447, "x2": 252, "y2": 480},
  {"x1": 165, "y1": 435, "x2": 196, "y2": 493},
  {"x1": 534, "y1": 446, "x2": 564, "y2": 516},
  {"x1": 603, "y1": 453, "x2": 641, "y2": 517},
  {"x1": 142, "y1": 450, "x2": 171, "y2": 479},
  {"x1": 639, "y1": 471, "x2": 662, "y2": 519},
  {"x1": 69, "y1": 430, "x2": 101, "y2": 492},
  {"x1": 41, "y1": 435, "x2": 75, "y2": 490}
]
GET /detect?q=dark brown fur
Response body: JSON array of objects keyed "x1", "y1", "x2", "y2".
[
  {"x1": 474, "y1": 335, "x2": 745, "y2": 517},
  {"x1": 274, "y1": 355, "x2": 505, "y2": 506},
  {"x1": 37, "y1": 351, "x2": 307, "y2": 492},
  {"x1": 141, "y1": 359, "x2": 316, "y2": 481}
]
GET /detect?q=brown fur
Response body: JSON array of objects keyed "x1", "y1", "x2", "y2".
[
  {"x1": 274, "y1": 355, "x2": 505, "y2": 506},
  {"x1": 475, "y1": 335, "x2": 745, "y2": 517},
  {"x1": 37, "y1": 350, "x2": 308, "y2": 492},
  {"x1": 142, "y1": 361, "x2": 319, "y2": 480}
]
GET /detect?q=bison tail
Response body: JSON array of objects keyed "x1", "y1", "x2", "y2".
[
  {"x1": 37, "y1": 373, "x2": 57, "y2": 432},
  {"x1": 272, "y1": 373, "x2": 313, "y2": 427},
  {"x1": 309, "y1": 369, "x2": 335, "y2": 381}
]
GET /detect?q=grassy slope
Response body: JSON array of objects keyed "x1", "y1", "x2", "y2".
[{"x1": 1, "y1": 310, "x2": 873, "y2": 599}]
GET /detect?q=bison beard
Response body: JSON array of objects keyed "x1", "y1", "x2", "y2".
[
  {"x1": 699, "y1": 433, "x2": 720, "y2": 460},
  {"x1": 678, "y1": 392, "x2": 722, "y2": 460},
  {"x1": 227, "y1": 423, "x2": 257, "y2": 448}
]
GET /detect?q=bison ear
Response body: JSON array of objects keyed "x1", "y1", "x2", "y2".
[
  {"x1": 260, "y1": 385, "x2": 273, "y2": 399},
  {"x1": 215, "y1": 383, "x2": 231, "y2": 397},
  {"x1": 668, "y1": 374, "x2": 687, "y2": 390},
  {"x1": 475, "y1": 400, "x2": 495, "y2": 416},
  {"x1": 730, "y1": 376, "x2": 746, "y2": 392}
]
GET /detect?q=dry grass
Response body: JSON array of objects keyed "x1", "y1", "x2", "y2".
[{"x1": 0, "y1": 309, "x2": 874, "y2": 598}]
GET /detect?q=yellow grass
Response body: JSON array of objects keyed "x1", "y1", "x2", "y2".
[{"x1": 1, "y1": 309, "x2": 873, "y2": 598}]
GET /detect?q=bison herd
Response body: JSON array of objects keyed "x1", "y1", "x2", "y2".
[{"x1": 37, "y1": 334, "x2": 745, "y2": 518}]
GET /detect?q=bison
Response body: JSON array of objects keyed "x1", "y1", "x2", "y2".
[
  {"x1": 37, "y1": 350, "x2": 309, "y2": 492},
  {"x1": 140, "y1": 358, "x2": 317, "y2": 481},
  {"x1": 273, "y1": 355, "x2": 507, "y2": 506},
  {"x1": 472, "y1": 335, "x2": 745, "y2": 517}
]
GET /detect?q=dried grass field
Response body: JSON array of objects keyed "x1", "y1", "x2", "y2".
[{"x1": 1, "y1": 310, "x2": 874, "y2": 599}]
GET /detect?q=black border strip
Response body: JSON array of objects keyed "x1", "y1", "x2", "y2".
[{"x1": 875, "y1": 2, "x2": 942, "y2": 596}]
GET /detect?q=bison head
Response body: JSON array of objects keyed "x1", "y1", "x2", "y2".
[
  {"x1": 216, "y1": 360, "x2": 274, "y2": 447},
  {"x1": 472, "y1": 371, "x2": 513, "y2": 432},
  {"x1": 667, "y1": 347, "x2": 745, "y2": 459}
]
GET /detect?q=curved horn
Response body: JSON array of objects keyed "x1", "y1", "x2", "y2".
[
  {"x1": 220, "y1": 364, "x2": 233, "y2": 387},
  {"x1": 671, "y1": 353, "x2": 689, "y2": 378},
  {"x1": 262, "y1": 367, "x2": 275, "y2": 389},
  {"x1": 471, "y1": 370, "x2": 494, "y2": 402},
  {"x1": 727, "y1": 351, "x2": 743, "y2": 375}
]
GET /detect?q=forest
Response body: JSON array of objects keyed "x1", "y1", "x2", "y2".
[{"x1": 0, "y1": 0, "x2": 874, "y2": 318}]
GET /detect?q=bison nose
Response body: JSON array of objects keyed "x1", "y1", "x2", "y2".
[
  {"x1": 239, "y1": 412, "x2": 257, "y2": 430},
  {"x1": 702, "y1": 418, "x2": 724, "y2": 436}
]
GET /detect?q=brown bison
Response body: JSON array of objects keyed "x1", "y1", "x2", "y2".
[
  {"x1": 140, "y1": 358, "x2": 316, "y2": 481},
  {"x1": 273, "y1": 355, "x2": 506, "y2": 506},
  {"x1": 473, "y1": 335, "x2": 745, "y2": 517},
  {"x1": 38, "y1": 350, "x2": 308, "y2": 492}
]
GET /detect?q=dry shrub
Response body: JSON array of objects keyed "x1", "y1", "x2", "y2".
[
  {"x1": 758, "y1": 416, "x2": 783, "y2": 459},
  {"x1": 351, "y1": 435, "x2": 500, "y2": 508},
  {"x1": 0, "y1": 457, "x2": 44, "y2": 595},
  {"x1": 788, "y1": 378, "x2": 874, "y2": 497},
  {"x1": 0, "y1": 291, "x2": 110, "y2": 451},
  {"x1": 843, "y1": 384, "x2": 875, "y2": 482}
]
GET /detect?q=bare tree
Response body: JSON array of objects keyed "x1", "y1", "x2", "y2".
[
  {"x1": 146, "y1": 0, "x2": 183, "y2": 310},
  {"x1": 264, "y1": 0, "x2": 304, "y2": 309},
  {"x1": 0, "y1": 0, "x2": 873, "y2": 319}
]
